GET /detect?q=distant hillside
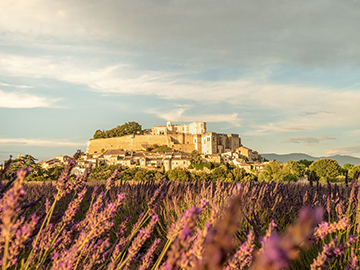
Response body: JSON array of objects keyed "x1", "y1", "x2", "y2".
[{"x1": 261, "y1": 153, "x2": 360, "y2": 166}]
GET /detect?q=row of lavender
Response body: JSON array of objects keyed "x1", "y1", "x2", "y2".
[{"x1": 0, "y1": 152, "x2": 359, "y2": 269}]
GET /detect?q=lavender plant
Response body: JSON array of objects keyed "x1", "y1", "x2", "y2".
[{"x1": 1, "y1": 154, "x2": 360, "y2": 269}]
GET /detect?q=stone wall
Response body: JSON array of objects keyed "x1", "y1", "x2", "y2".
[
  {"x1": 86, "y1": 134, "x2": 170, "y2": 154},
  {"x1": 86, "y1": 130, "x2": 241, "y2": 155}
]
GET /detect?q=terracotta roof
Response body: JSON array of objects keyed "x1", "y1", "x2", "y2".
[
  {"x1": 171, "y1": 157, "x2": 190, "y2": 161},
  {"x1": 235, "y1": 159, "x2": 250, "y2": 166},
  {"x1": 46, "y1": 158, "x2": 60, "y2": 164},
  {"x1": 132, "y1": 152, "x2": 144, "y2": 157}
]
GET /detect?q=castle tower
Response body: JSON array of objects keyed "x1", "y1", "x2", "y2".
[{"x1": 166, "y1": 121, "x2": 173, "y2": 132}]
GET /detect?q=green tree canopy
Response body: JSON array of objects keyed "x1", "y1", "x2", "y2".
[
  {"x1": 92, "y1": 121, "x2": 142, "y2": 139},
  {"x1": 190, "y1": 150, "x2": 202, "y2": 164},
  {"x1": 231, "y1": 167, "x2": 248, "y2": 182},
  {"x1": 133, "y1": 169, "x2": 155, "y2": 181},
  {"x1": 93, "y1": 130, "x2": 105, "y2": 139},
  {"x1": 167, "y1": 167, "x2": 191, "y2": 181},
  {"x1": 309, "y1": 158, "x2": 341, "y2": 179},
  {"x1": 342, "y1": 163, "x2": 354, "y2": 175},
  {"x1": 147, "y1": 145, "x2": 172, "y2": 153},
  {"x1": 258, "y1": 160, "x2": 283, "y2": 182},
  {"x1": 210, "y1": 165, "x2": 228, "y2": 181},
  {"x1": 298, "y1": 159, "x2": 313, "y2": 167},
  {"x1": 283, "y1": 160, "x2": 305, "y2": 178},
  {"x1": 348, "y1": 164, "x2": 360, "y2": 179},
  {"x1": 258, "y1": 160, "x2": 298, "y2": 182}
]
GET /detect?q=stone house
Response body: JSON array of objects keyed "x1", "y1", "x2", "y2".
[
  {"x1": 232, "y1": 159, "x2": 252, "y2": 172},
  {"x1": 56, "y1": 155, "x2": 71, "y2": 164},
  {"x1": 202, "y1": 154, "x2": 221, "y2": 163},
  {"x1": 237, "y1": 146, "x2": 263, "y2": 162},
  {"x1": 41, "y1": 158, "x2": 62, "y2": 169}
]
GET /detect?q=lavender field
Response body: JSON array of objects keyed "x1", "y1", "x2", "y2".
[{"x1": 0, "y1": 154, "x2": 359, "y2": 270}]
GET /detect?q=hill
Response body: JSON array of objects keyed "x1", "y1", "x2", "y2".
[{"x1": 261, "y1": 153, "x2": 360, "y2": 166}]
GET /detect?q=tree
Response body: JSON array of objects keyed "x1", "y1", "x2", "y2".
[
  {"x1": 92, "y1": 121, "x2": 142, "y2": 139},
  {"x1": 283, "y1": 160, "x2": 305, "y2": 178},
  {"x1": 134, "y1": 170, "x2": 154, "y2": 181},
  {"x1": 258, "y1": 160, "x2": 297, "y2": 182},
  {"x1": 348, "y1": 164, "x2": 360, "y2": 179},
  {"x1": 342, "y1": 163, "x2": 354, "y2": 174},
  {"x1": 155, "y1": 171, "x2": 165, "y2": 181},
  {"x1": 298, "y1": 159, "x2": 313, "y2": 167},
  {"x1": 210, "y1": 165, "x2": 228, "y2": 181},
  {"x1": 309, "y1": 158, "x2": 341, "y2": 180},
  {"x1": 190, "y1": 150, "x2": 202, "y2": 164},
  {"x1": 93, "y1": 130, "x2": 105, "y2": 139},
  {"x1": 167, "y1": 167, "x2": 191, "y2": 181},
  {"x1": 195, "y1": 171, "x2": 210, "y2": 181},
  {"x1": 258, "y1": 160, "x2": 283, "y2": 182},
  {"x1": 232, "y1": 167, "x2": 248, "y2": 182},
  {"x1": 124, "y1": 121, "x2": 142, "y2": 134}
]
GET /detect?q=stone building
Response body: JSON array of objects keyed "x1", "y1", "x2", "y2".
[
  {"x1": 237, "y1": 146, "x2": 263, "y2": 162},
  {"x1": 152, "y1": 121, "x2": 206, "y2": 135},
  {"x1": 87, "y1": 121, "x2": 241, "y2": 156}
]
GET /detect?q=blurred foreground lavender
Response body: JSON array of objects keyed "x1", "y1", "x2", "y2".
[{"x1": 0, "y1": 155, "x2": 359, "y2": 269}]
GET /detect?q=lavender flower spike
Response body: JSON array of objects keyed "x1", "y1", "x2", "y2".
[{"x1": 106, "y1": 164, "x2": 122, "y2": 191}]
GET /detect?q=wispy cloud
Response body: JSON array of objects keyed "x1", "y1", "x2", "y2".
[
  {"x1": 243, "y1": 123, "x2": 310, "y2": 136},
  {"x1": 1, "y1": 53, "x2": 360, "y2": 132},
  {"x1": 282, "y1": 136, "x2": 336, "y2": 146},
  {"x1": 0, "y1": 138, "x2": 85, "y2": 147},
  {"x1": 324, "y1": 145, "x2": 360, "y2": 156},
  {"x1": 0, "y1": 82, "x2": 33, "y2": 88},
  {"x1": 147, "y1": 107, "x2": 242, "y2": 127},
  {"x1": 0, "y1": 89, "x2": 59, "y2": 108},
  {"x1": 299, "y1": 111, "x2": 331, "y2": 116}
]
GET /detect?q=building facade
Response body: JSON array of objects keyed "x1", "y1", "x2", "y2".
[{"x1": 87, "y1": 121, "x2": 241, "y2": 155}]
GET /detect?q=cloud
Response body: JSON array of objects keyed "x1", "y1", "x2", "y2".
[
  {"x1": 324, "y1": 145, "x2": 360, "y2": 156},
  {"x1": 299, "y1": 111, "x2": 331, "y2": 116},
  {"x1": 0, "y1": 89, "x2": 59, "y2": 108},
  {"x1": 147, "y1": 107, "x2": 242, "y2": 127},
  {"x1": 1, "y1": 53, "x2": 360, "y2": 132},
  {"x1": 0, "y1": 82, "x2": 33, "y2": 88},
  {"x1": 1, "y1": 0, "x2": 360, "y2": 66},
  {"x1": 0, "y1": 138, "x2": 85, "y2": 147},
  {"x1": 347, "y1": 129, "x2": 360, "y2": 136},
  {"x1": 282, "y1": 136, "x2": 336, "y2": 146},
  {"x1": 244, "y1": 123, "x2": 310, "y2": 136}
]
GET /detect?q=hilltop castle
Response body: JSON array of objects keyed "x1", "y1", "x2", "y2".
[{"x1": 86, "y1": 121, "x2": 241, "y2": 155}]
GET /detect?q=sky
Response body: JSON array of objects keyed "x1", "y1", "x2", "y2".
[{"x1": 1, "y1": 0, "x2": 360, "y2": 162}]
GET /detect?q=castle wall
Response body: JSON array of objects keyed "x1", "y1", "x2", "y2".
[
  {"x1": 87, "y1": 122, "x2": 241, "y2": 156},
  {"x1": 172, "y1": 144, "x2": 196, "y2": 153},
  {"x1": 188, "y1": 122, "x2": 206, "y2": 134},
  {"x1": 200, "y1": 132, "x2": 240, "y2": 154},
  {"x1": 86, "y1": 134, "x2": 169, "y2": 154}
]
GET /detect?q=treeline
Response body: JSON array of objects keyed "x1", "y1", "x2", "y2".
[
  {"x1": 88, "y1": 163, "x2": 255, "y2": 182},
  {"x1": 2, "y1": 154, "x2": 64, "y2": 181},
  {"x1": 89, "y1": 157, "x2": 360, "y2": 183},
  {"x1": 259, "y1": 158, "x2": 360, "y2": 182},
  {"x1": 6, "y1": 154, "x2": 360, "y2": 183},
  {"x1": 93, "y1": 121, "x2": 142, "y2": 139}
]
